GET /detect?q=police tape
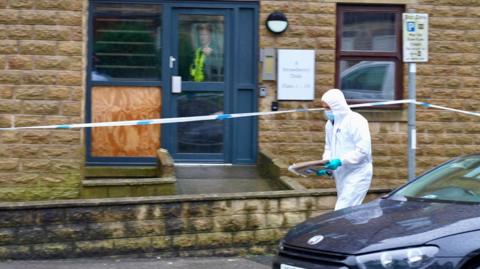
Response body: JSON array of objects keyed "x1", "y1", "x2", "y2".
[
  {"x1": 0, "y1": 99, "x2": 474, "y2": 131},
  {"x1": 414, "y1": 101, "x2": 480, "y2": 117}
]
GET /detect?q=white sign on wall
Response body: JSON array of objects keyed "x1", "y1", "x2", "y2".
[
  {"x1": 277, "y1": 49, "x2": 315, "y2": 100},
  {"x1": 403, "y1": 13, "x2": 429, "y2": 62}
]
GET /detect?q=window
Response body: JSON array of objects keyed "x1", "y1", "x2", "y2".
[
  {"x1": 92, "y1": 3, "x2": 162, "y2": 82},
  {"x1": 336, "y1": 5, "x2": 403, "y2": 101},
  {"x1": 177, "y1": 15, "x2": 225, "y2": 82}
]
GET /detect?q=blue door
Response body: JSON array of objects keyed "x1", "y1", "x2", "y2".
[{"x1": 163, "y1": 5, "x2": 258, "y2": 164}]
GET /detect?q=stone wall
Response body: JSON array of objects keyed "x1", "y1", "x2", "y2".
[
  {"x1": 412, "y1": 0, "x2": 480, "y2": 175},
  {"x1": 259, "y1": 1, "x2": 335, "y2": 168},
  {"x1": 0, "y1": 1, "x2": 85, "y2": 200},
  {"x1": 0, "y1": 190, "x2": 385, "y2": 260},
  {"x1": 258, "y1": 0, "x2": 480, "y2": 189}
]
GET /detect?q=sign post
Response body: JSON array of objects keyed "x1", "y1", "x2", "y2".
[{"x1": 403, "y1": 13, "x2": 429, "y2": 181}]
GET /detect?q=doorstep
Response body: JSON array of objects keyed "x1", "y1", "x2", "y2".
[
  {"x1": 85, "y1": 166, "x2": 158, "y2": 178},
  {"x1": 81, "y1": 177, "x2": 176, "y2": 199}
]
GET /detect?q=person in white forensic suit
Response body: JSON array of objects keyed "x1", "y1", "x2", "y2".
[{"x1": 319, "y1": 88, "x2": 373, "y2": 211}]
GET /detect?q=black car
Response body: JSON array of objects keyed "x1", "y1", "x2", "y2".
[{"x1": 274, "y1": 154, "x2": 480, "y2": 269}]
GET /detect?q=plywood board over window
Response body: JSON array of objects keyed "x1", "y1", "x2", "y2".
[{"x1": 91, "y1": 87, "x2": 161, "y2": 157}]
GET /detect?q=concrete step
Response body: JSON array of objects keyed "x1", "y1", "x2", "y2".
[
  {"x1": 85, "y1": 166, "x2": 158, "y2": 178},
  {"x1": 174, "y1": 165, "x2": 287, "y2": 194},
  {"x1": 174, "y1": 177, "x2": 285, "y2": 195},
  {"x1": 81, "y1": 177, "x2": 176, "y2": 199},
  {"x1": 174, "y1": 165, "x2": 262, "y2": 179},
  {"x1": 83, "y1": 177, "x2": 175, "y2": 186}
]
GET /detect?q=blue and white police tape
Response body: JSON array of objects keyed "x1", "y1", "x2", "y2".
[
  {"x1": 413, "y1": 101, "x2": 480, "y2": 117},
  {"x1": 0, "y1": 99, "x2": 474, "y2": 131}
]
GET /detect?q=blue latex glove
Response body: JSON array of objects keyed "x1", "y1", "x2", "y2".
[
  {"x1": 316, "y1": 169, "x2": 328, "y2": 176},
  {"x1": 316, "y1": 169, "x2": 332, "y2": 176},
  {"x1": 325, "y1": 159, "x2": 342, "y2": 170}
]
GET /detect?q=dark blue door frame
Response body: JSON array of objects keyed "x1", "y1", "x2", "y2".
[
  {"x1": 164, "y1": 8, "x2": 232, "y2": 163},
  {"x1": 86, "y1": 1, "x2": 259, "y2": 166}
]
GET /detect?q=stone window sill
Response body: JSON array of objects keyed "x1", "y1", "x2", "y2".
[{"x1": 356, "y1": 109, "x2": 407, "y2": 122}]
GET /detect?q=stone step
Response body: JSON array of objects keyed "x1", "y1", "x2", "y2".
[
  {"x1": 174, "y1": 165, "x2": 261, "y2": 179},
  {"x1": 81, "y1": 177, "x2": 176, "y2": 199},
  {"x1": 83, "y1": 177, "x2": 176, "y2": 186},
  {"x1": 85, "y1": 166, "x2": 158, "y2": 178}
]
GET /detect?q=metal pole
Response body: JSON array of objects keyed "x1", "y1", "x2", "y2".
[{"x1": 408, "y1": 63, "x2": 416, "y2": 181}]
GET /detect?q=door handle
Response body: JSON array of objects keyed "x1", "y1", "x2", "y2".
[{"x1": 169, "y1": 56, "x2": 176, "y2": 68}]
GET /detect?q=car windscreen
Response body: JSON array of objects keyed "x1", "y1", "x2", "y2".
[{"x1": 394, "y1": 156, "x2": 480, "y2": 203}]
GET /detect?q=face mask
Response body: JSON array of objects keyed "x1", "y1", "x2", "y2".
[{"x1": 324, "y1": 110, "x2": 334, "y2": 121}]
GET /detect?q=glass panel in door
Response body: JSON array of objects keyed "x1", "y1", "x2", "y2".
[
  {"x1": 177, "y1": 92, "x2": 223, "y2": 153},
  {"x1": 170, "y1": 10, "x2": 228, "y2": 161},
  {"x1": 178, "y1": 15, "x2": 225, "y2": 82}
]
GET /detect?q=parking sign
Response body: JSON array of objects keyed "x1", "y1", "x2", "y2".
[{"x1": 403, "y1": 13, "x2": 429, "y2": 62}]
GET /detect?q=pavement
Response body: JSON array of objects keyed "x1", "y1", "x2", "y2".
[{"x1": 0, "y1": 255, "x2": 274, "y2": 269}]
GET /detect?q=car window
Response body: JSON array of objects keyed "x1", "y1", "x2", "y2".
[
  {"x1": 394, "y1": 156, "x2": 480, "y2": 203},
  {"x1": 341, "y1": 64, "x2": 387, "y2": 92},
  {"x1": 340, "y1": 61, "x2": 395, "y2": 100}
]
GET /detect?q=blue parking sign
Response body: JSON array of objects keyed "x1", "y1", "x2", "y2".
[{"x1": 407, "y1": 22, "x2": 416, "y2": 32}]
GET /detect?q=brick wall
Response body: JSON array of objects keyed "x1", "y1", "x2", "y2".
[
  {"x1": 258, "y1": 0, "x2": 480, "y2": 189},
  {"x1": 0, "y1": 0, "x2": 85, "y2": 200}
]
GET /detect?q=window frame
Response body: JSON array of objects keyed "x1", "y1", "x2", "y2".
[
  {"x1": 89, "y1": 2, "x2": 164, "y2": 87},
  {"x1": 335, "y1": 4, "x2": 404, "y2": 105}
]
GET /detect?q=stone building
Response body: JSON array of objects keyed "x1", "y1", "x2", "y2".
[{"x1": 0, "y1": 0, "x2": 479, "y2": 201}]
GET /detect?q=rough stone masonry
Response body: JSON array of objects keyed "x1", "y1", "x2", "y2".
[{"x1": 0, "y1": 190, "x2": 392, "y2": 260}]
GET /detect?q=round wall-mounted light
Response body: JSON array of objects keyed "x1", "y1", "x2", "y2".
[{"x1": 266, "y1": 11, "x2": 288, "y2": 34}]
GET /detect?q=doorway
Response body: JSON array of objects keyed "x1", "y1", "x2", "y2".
[
  {"x1": 87, "y1": 2, "x2": 258, "y2": 165},
  {"x1": 162, "y1": 5, "x2": 259, "y2": 164}
]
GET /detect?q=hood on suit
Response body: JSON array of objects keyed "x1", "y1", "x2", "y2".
[{"x1": 321, "y1": 89, "x2": 351, "y2": 117}]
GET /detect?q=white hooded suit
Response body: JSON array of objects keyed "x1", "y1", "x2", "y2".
[{"x1": 321, "y1": 89, "x2": 373, "y2": 211}]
